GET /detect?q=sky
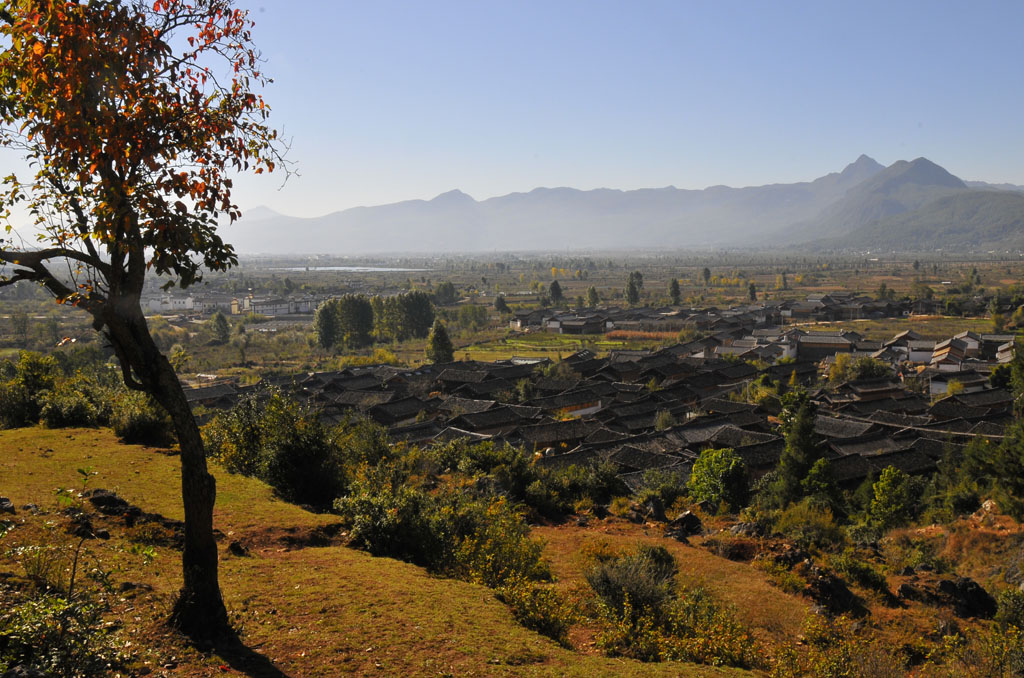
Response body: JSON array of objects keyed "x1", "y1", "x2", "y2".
[{"x1": 228, "y1": 0, "x2": 1024, "y2": 218}]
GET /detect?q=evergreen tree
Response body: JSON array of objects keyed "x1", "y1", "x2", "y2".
[
  {"x1": 426, "y1": 320, "x2": 454, "y2": 363},
  {"x1": 669, "y1": 278, "x2": 681, "y2": 305},
  {"x1": 702, "y1": 267, "x2": 711, "y2": 286},
  {"x1": 748, "y1": 282, "x2": 757, "y2": 301},
  {"x1": 494, "y1": 295, "x2": 510, "y2": 314},
  {"x1": 210, "y1": 312, "x2": 231, "y2": 344},
  {"x1": 313, "y1": 299, "x2": 341, "y2": 350},
  {"x1": 586, "y1": 286, "x2": 600, "y2": 307},
  {"x1": 869, "y1": 466, "x2": 917, "y2": 530},
  {"x1": 336, "y1": 295, "x2": 374, "y2": 348},
  {"x1": 400, "y1": 291, "x2": 435, "y2": 339},
  {"x1": 549, "y1": 279, "x2": 564, "y2": 305},
  {"x1": 628, "y1": 270, "x2": 644, "y2": 291},
  {"x1": 434, "y1": 281, "x2": 458, "y2": 305},
  {"x1": 769, "y1": 391, "x2": 820, "y2": 508},
  {"x1": 625, "y1": 276, "x2": 640, "y2": 305}
]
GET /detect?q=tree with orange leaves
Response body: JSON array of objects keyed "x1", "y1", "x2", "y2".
[{"x1": 0, "y1": 0, "x2": 286, "y2": 640}]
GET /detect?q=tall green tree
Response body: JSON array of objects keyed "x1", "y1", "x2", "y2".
[
  {"x1": 426, "y1": 319, "x2": 454, "y2": 363},
  {"x1": 399, "y1": 291, "x2": 435, "y2": 339},
  {"x1": 769, "y1": 391, "x2": 821, "y2": 508},
  {"x1": 702, "y1": 267, "x2": 711, "y2": 286},
  {"x1": 210, "y1": 312, "x2": 230, "y2": 344},
  {"x1": 313, "y1": 299, "x2": 342, "y2": 349},
  {"x1": 748, "y1": 282, "x2": 757, "y2": 301},
  {"x1": 0, "y1": 0, "x2": 285, "y2": 638},
  {"x1": 494, "y1": 295, "x2": 510, "y2": 314},
  {"x1": 869, "y1": 466, "x2": 917, "y2": 530},
  {"x1": 669, "y1": 278, "x2": 681, "y2": 305},
  {"x1": 586, "y1": 286, "x2": 600, "y2": 307},
  {"x1": 434, "y1": 281, "x2": 457, "y2": 306},
  {"x1": 336, "y1": 294, "x2": 374, "y2": 348},
  {"x1": 549, "y1": 280, "x2": 564, "y2": 305}
]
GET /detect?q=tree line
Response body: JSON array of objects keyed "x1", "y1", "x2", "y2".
[{"x1": 314, "y1": 292, "x2": 435, "y2": 350}]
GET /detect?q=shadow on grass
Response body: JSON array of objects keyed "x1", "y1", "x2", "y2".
[{"x1": 214, "y1": 630, "x2": 293, "y2": 678}]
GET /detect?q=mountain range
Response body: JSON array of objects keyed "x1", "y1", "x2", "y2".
[{"x1": 226, "y1": 156, "x2": 1024, "y2": 254}]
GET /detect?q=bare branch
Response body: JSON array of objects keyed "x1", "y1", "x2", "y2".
[{"x1": 0, "y1": 247, "x2": 111, "y2": 276}]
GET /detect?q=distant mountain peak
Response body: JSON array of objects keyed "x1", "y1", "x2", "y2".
[
  {"x1": 240, "y1": 205, "x2": 284, "y2": 221},
  {"x1": 431, "y1": 189, "x2": 475, "y2": 203},
  {"x1": 882, "y1": 157, "x2": 966, "y2": 189},
  {"x1": 841, "y1": 154, "x2": 884, "y2": 176}
]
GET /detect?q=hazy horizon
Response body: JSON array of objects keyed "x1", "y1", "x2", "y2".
[{"x1": 227, "y1": 0, "x2": 1024, "y2": 219}]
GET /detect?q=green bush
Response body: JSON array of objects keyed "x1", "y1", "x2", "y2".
[
  {"x1": 773, "y1": 499, "x2": 846, "y2": 550},
  {"x1": 110, "y1": 391, "x2": 173, "y2": 446},
  {"x1": 203, "y1": 389, "x2": 357, "y2": 509},
  {"x1": 336, "y1": 466, "x2": 551, "y2": 586},
  {"x1": 687, "y1": 447, "x2": 748, "y2": 512},
  {"x1": 586, "y1": 545, "x2": 677, "y2": 626},
  {"x1": 335, "y1": 464, "x2": 439, "y2": 563},
  {"x1": 587, "y1": 545, "x2": 759, "y2": 667},
  {"x1": 0, "y1": 593, "x2": 123, "y2": 678},
  {"x1": 0, "y1": 379, "x2": 37, "y2": 428},
  {"x1": 636, "y1": 467, "x2": 689, "y2": 512},
  {"x1": 39, "y1": 380, "x2": 100, "y2": 429},
  {"x1": 996, "y1": 588, "x2": 1024, "y2": 629},
  {"x1": 827, "y1": 548, "x2": 889, "y2": 594},
  {"x1": 497, "y1": 578, "x2": 575, "y2": 646}
]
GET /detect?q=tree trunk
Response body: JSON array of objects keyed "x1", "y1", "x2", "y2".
[
  {"x1": 105, "y1": 302, "x2": 229, "y2": 641},
  {"x1": 159, "y1": 352, "x2": 230, "y2": 641}
]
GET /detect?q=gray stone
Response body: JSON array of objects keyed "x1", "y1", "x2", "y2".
[{"x1": 664, "y1": 511, "x2": 703, "y2": 540}]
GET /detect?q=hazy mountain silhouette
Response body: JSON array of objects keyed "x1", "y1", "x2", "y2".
[{"x1": 226, "y1": 155, "x2": 1024, "y2": 253}]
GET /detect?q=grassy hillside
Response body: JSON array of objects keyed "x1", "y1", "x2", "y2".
[{"x1": 0, "y1": 428, "x2": 750, "y2": 677}]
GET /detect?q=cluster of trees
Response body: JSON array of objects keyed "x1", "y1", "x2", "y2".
[{"x1": 314, "y1": 292, "x2": 434, "y2": 350}]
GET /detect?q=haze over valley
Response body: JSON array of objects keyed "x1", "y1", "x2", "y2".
[{"x1": 230, "y1": 156, "x2": 1024, "y2": 254}]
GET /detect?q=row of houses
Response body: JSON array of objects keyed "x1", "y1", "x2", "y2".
[
  {"x1": 145, "y1": 293, "x2": 323, "y2": 316},
  {"x1": 184, "y1": 329, "x2": 1018, "y2": 496},
  {"x1": 511, "y1": 293, "x2": 919, "y2": 337}
]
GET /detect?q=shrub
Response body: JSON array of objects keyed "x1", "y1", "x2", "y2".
[
  {"x1": 40, "y1": 384, "x2": 99, "y2": 429},
  {"x1": 0, "y1": 379, "x2": 37, "y2": 428},
  {"x1": 588, "y1": 545, "x2": 760, "y2": 667},
  {"x1": 451, "y1": 497, "x2": 550, "y2": 587},
  {"x1": 637, "y1": 467, "x2": 689, "y2": 512},
  {"x1": 335, "y1": 464, "x2": 438, "y2": 564},
  {"x1": 110, "y1": 391, "x2": 173, "y2": 446},
  {"x1": 336, "y1": 467, "x2": 551, "y2": 586},
  {"x1": 586, "y1": 545, "x2": 677, "y2": 625},
  {"x1": 773, "y1": 499, "x2": 846, "y2": 550},
  {"x1": 755, "y1": 559, "x2": 807, "y2": 594},
  {"x1": 609, "y1": 496, "x2": 632, "y2": 517},
  {"x1": 996, "y1": 588, "x2": 1024, "y2": 629},
  {"x1": 658, "y1": 586, "x2": 759, "y2": 667},
  {"x1": 827, "y1": 548, "x2": 889, "y2": 594},
  {"x1": 687, "y1": 447, "x2": 748, "y2": 513},
  {"x1": 259, "y1": 411, "x2": 343, "y2": 509},
  {"x1": 0, "y1": 593, "x2": 123, "y2": 678},
  {"x1": 203, "y1": 389, "x2": 364, "y2": 509},
  {"x1": 880, "y1": 533, "x2": 950, "y2": 574},
  {"x1": 497, "y1": 577, "x2": 575, "y2": 646}
]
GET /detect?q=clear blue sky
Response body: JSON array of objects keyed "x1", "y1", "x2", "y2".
[{"x1": 231, "y1": 0, "x2": 1024, "y2": 217}]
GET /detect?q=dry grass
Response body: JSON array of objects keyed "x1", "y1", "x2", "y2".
[
  {"x1": 533, "y1": 521, "x2": 810, "y2": 643},
  {"x1": 0, "y1": 427, "x2": 752, "y2": 677}
]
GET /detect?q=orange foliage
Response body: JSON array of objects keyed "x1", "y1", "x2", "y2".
[{"x1": 605, "y1": 330, "x2": 678, "y2": 341}]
